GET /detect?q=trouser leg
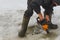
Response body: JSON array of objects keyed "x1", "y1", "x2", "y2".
[{"x1": 18, "y1": 4, "x2": 33, "y2": 37}]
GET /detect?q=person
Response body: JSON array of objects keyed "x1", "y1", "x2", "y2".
[{"x1": 18, "y1": 0, "x2": 60, "y2": 37}]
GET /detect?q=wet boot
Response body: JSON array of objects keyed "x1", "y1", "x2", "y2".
[
  {"x1": 18, "y1": 16, "x2": 30, "y2": 37},
  {"x1": 48, "y1": 21, "x2": 58, "y2": 29}
]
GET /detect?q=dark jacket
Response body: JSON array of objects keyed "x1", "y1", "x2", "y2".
[
  {"x1": 24, "y1": 0, "x2": 59, "y2": 17},
  {"x1": 27, "y1": 0, "x2": 53, "y2": 14}
]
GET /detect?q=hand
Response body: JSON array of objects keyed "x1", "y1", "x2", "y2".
[
  {"x1": 38, "y1": 13, "x2": 44, "y2": 21},
  {"x1": 45, "y1": 15, "x2": 50, "y2": 22}
]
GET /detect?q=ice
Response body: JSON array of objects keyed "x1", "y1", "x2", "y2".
[{"x1": 0, "y1": 0, "x2": 60, "y2": 40}]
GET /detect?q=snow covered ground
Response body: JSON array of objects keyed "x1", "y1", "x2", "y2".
[{"x1": 0, "y1": 0, "x2": 60, "y2": 40}]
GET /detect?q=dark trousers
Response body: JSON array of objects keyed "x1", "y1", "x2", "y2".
[{"x1": 24, "y1": 0, "x2": 53, "y2": 18}]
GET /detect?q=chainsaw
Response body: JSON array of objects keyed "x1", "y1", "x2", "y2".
[{"x1": 37, "y1": 17, "x2": 50, "y2": 34}]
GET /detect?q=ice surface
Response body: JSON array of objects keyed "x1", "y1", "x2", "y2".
[{"x1": 0, "y1": 0, "x2": 60, "y2": 40}]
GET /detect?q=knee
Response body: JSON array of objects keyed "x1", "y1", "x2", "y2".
[
  {"x1": 44, "y1": 10, "x2": 53, "y2": 16},
  {"x1": 24, "y1": 10, "x2": 33, "y2": 17}
]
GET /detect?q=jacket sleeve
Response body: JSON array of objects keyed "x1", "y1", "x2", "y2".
[{"x1": 27, "y1": 0, "x2": 45, "y2": 14}]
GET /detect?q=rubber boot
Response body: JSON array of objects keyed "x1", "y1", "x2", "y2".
[
  {"x1": 18, "y1": 16, "x2": 30, "y2": 37},
  {"x1": 48, "y1": 21, "x2": 58, "y2": 29}
]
